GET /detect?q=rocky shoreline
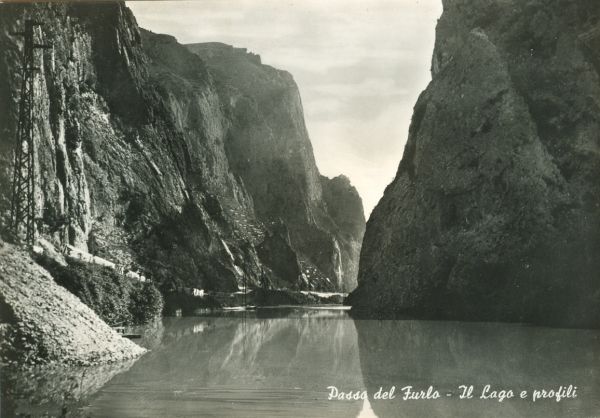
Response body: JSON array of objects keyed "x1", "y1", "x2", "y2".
[
  {"x1": 0, "y1": 238, "x2": 347, "y2": 365},
  {"x1": 163, "y1": 287, "x2": 345, "y2": 316},
  {"x1": 0, "y1": 242, "x2": 145, "y2": 367}
]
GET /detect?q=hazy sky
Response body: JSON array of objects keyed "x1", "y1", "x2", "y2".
[{"x1": 128, "y1": 0, "x2": 442, "y2": 216}]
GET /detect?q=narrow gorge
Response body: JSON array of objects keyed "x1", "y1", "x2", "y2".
[
  {"x1": 0, "y1": 2, "x2": 365, "y2": 302},
  {"x1": 2, "y1": 1, "x2": 600, "y2": 416}
]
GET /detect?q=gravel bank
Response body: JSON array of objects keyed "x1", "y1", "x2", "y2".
[{"x1": 0, "y1": 243, "x2": 146, "y2": 366}]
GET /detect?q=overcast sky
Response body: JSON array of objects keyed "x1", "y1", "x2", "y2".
[{"x1": 128, "y1": 0, "x2": 442, "y2": 216}]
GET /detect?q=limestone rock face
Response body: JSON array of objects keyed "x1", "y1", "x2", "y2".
[
  {"x1": 349, "y1": 0, "x2": 600, "y2": 327},
  {"x1": 0, "y1": 3, "x2": 365, "y2": 293},
  {"x1": 187, "y1": 41, "x2": 366, "y2": 291},
  {"x1": 320, "y1": 175, "x2": 366, "y2": 291},
  {"x1": 256, "y1": 221, "x2": 302, "y2": 290}
]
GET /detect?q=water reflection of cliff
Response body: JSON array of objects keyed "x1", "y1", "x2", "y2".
[
  {"x1": 1, "y1": 360, "x2": 137, "y2": 417},
  {"x1": 355, "y1": 320, "x2": 600, "y2": 418},
  {"x1": 6, "y1": 313, "x2": 598, "y2": 418},
  {"x1": 85, "y1": 309, "x2": 365, "y2": 417}
]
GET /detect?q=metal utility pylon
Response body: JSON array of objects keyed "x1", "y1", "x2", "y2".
[{"x1": 10, "y1": 20, "x2": 50, "y2": 247}]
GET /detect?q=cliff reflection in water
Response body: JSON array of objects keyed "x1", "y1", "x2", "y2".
[
  {"x1": 83, "y1": 308, "x2": 366, "y2": 417},
  {"x1": 355, "y1": 320, "x2": 600, "y2": 418},
  {"x1": 5, "y1": 310, "x2": 599, "y2": 417},
  {"x1": 1, "y1": 359, "x2": 138, "y2": 417}
]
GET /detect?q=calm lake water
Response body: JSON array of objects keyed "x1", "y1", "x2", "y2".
[{"x1": 2, "y1": 307, "x2": 600, "y2": 417}]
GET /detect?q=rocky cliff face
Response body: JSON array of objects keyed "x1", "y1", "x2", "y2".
[
  {"x1": 186, "y1": 42, "x2": 366, "y2": 291},
  {"x1": 319, "y1": 175, "x2": 365, "y2": 290},
  {"x1": 0, "y1": 3, "x2": 364, "y2": 293},
  {"x1": 349, "y1": 0, "x2": 600, "y2": 327}
]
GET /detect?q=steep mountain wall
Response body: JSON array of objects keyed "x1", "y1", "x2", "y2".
[
  {"x1": 349, "y1": 0, "x2": 600, "y2": 327},
  {"x1": 186, "y1": 42, "x2": 366, "y2": 291},
  {"x1": 320, "y1": 175, "x2": 365, "y2": 290},
  {"x1": 0, "y1": 3, "x2": 364, "y2": 293}
]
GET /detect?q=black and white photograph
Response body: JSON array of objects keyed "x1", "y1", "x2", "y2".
[{"x1": 0, "y1": 0, "x2": 599, "y2": 416}]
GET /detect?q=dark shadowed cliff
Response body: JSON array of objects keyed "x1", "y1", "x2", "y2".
[
  {"x1": 349, "y1": 0, "x2": 600, "y2": 327},
  {"x1": 0, "y1": 3, "x2": 364, "y2": 294}
]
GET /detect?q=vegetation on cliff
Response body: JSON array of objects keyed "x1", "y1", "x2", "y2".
[
  {"x1": 0, "y1": 242, "x2": 145, "y2": 366},
  {"x1": 36, "y1": 255, "x2": 163, "y2": 326}
]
